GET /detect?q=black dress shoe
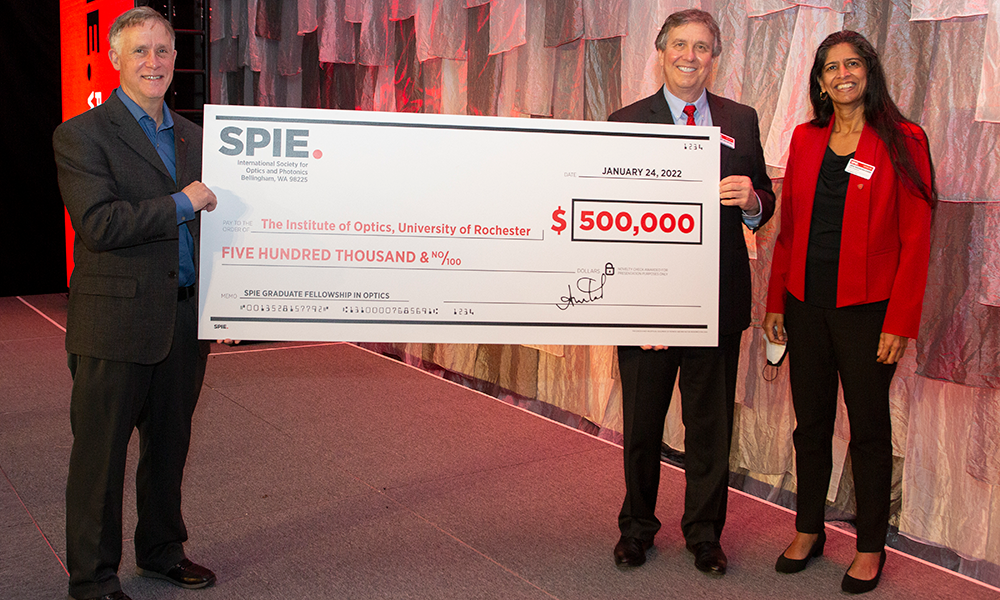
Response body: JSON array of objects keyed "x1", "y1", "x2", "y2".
[
  {"x1": 70, "y1": 592, "x2": 132, "y2": 600},
  {"x1": 687, "y1": 541, "x2": 727, "y2": 574},
  {"x1": 841, "y1": 549, "x2": 886, "y2": 594},
  {"x1": 613, "y1": 536, "x2": 653, "y2": 567},
  {"x1": 136, "y1": 558, "x2": 216, "y2": 589},
  {"x1": 775, "y1": 530, "x2": 826, "y2": 573}
]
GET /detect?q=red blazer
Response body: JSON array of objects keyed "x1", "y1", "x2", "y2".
[{"x1": 766, "y1": 119, "x2": 933, "y2": 339}]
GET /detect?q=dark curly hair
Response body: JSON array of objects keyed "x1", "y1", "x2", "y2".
[{"x1": 809, "y1": 30, "x2": 936, "y2": 205}]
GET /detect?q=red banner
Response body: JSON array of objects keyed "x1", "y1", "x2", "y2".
[{"x1": 59, "y1": 0, "x2": 134, "y2": 284}]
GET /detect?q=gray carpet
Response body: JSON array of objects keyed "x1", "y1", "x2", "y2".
[{"x1": 1, "y1": 293, "x2": 997, "y2": 599}]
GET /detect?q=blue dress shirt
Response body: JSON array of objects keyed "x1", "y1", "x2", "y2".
[{"x1": 116, "y1": 88, "x2": 196, "y2": 287}]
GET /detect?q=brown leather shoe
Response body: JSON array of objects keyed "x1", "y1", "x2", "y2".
[
  {"x1": 70, "y1": 592, "x2": 132, "y2": 600},
  {"x1": 614, "y1": 536, "x2": 653, "y2": 567},
  {"x1": 687, "y1": 541, "x2": 727, "y2": 574},
  {"x1": 136, "y1": 558, "x2": 216, "y2": 589}
]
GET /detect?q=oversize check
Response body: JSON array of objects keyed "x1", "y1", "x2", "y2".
[{"x1": 199, "y1": 105, "x2": 721, "y2": 345}]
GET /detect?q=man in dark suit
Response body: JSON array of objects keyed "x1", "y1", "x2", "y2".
[
  {"x1": 610, "y1": 9, "x2": 775, "y2": 575},
  {"x1": 53, "y1": 7, "x2": 218, "y2": 600}
]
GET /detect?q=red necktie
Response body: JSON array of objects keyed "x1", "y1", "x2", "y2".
[{"x1": 683, "y1": 104, "x2": 696, "y2": 125}]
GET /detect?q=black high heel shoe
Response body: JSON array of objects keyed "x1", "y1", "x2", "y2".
[
  {"x1": 775, "y1": 530, "x2": 826, "y2": 573},
  {"x1": 841, "y1": 549, "x2": 887, "y2": 594}
]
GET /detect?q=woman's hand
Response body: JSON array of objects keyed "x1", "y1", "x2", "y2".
[
  {"x1": 876, "y1": 333, "x2": 907, "y2": 364},
  {"x1": 762, "y1": 312, "x2": 787, "y2": 344}
]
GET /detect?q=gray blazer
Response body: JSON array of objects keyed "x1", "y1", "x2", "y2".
[{"x1": 54, "y1": 92, "x2": 203, "y2": 364}]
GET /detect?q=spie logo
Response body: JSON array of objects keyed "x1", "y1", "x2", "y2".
[
  {"x1": 218, "y1": 127, "x2": 317, "y2": 158},
  {"x1": 86, "y1": 10, "x2": 103, "y2": 108}
]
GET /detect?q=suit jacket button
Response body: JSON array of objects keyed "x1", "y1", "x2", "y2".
[{"x1": 168, "y1": 270, "x2": 178, "y2": 279}]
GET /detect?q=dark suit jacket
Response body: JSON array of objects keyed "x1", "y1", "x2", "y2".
[
  {"x1": 54, "y1": 92, "x2": 203, "y2": 364},
  {"x1": 766, "y1": 120, "x2": 932, "y2": 339},
  {"x1": 609, "y1": 88, "x2": 776, "y2": 335}
]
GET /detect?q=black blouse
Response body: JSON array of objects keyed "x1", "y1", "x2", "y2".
[{"x1": 804, "y1": 146, "x2": 853, "y2": 308}]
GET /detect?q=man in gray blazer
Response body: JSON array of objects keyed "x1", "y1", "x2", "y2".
[
  {"x1": 53, "y1": 7, "x2": 217, "y2": 600},
  {"x1": 610, "y1": 9, "x2": 775, "y2": 575}
]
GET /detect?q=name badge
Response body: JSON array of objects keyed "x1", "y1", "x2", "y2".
[
  {"x1": 720, "y1": 133, "x2": 736, "y2": 149},
  {"x1": 846, "y1": 158, "x2": 875, "y2": 179}
]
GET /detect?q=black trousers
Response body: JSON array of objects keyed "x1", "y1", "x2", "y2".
[
  {"x1": 66, "y1": 295, "x2": 208, "y2": 599},
  {"x1": 617, "y1": 333, "x2": 741, "y2": 545},
  {"x1": 784, "y1": 294, "x2": 895, "y2": 552}
]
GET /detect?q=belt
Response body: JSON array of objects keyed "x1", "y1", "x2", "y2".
[{"x1": 178, "y1": 286, "x2": 196, "y2": 301}]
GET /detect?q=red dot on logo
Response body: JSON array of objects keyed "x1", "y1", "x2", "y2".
[{"x1": 312, "y1": 149, "x2": 323, "y2": 159}]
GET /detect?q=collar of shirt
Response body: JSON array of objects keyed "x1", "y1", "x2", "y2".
[
  {"x1": 115, "y1": 87, "x2": 174, "y2": 143},
  {"x1": 115, "y1": 87, "x2": 178, "y2": 183},
  {"x1": 662, "y1": 86, "x2": 712, "y2": 127}
]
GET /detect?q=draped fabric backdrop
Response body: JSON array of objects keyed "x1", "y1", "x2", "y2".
[{"x1": 209, "y1": 0, "x2": 1000, "y2": 582}]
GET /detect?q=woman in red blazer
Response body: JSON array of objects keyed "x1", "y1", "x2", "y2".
[{"x1": 763, "y1": 31, "x2": 935, "y2": 594}]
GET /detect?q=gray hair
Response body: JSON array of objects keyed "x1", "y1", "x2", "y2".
[
  {"x1": 654, "y1": 9, "x2": 722, "y2": 58},
  {"x1": 108, "y1": 6, "x2": 175, "y2": 53}
]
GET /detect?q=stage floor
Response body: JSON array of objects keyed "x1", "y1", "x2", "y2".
[{"x1": 1, "y1": 294, "x2": 996, "y2": 599}]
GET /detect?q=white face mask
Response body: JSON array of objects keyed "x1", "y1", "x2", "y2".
[
  {"x1": 762, "y1": 337, "x2": 788, "y2": 382},
  {"x1": 765, "y1": 337, "x2": 787, "y2": 367}
]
